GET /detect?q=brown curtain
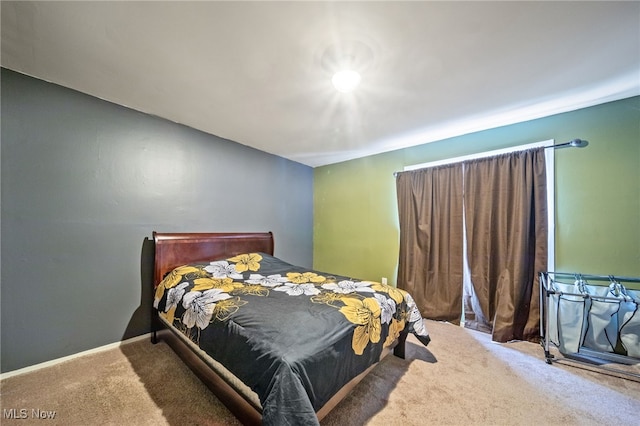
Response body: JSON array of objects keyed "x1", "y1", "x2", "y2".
[
  {"x1": 396, "y1": 164, "x2": 464, "y2": 324},
  {"x1": 463, "y1": 148, "x2": 547, "y2": 342}
]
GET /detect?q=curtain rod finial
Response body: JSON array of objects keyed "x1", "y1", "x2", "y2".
[
  {"x1": 547, "y1": 138, "x2": 589, "y2": 149},
  {"x1": 570, "y1": 139, "x2": 589, "y2": 148}
]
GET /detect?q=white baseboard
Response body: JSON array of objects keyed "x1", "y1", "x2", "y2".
[{"x1": 0, "y1": 333, "x2": 152, "y2": 380}]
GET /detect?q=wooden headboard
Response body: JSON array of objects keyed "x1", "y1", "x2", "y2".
[{"x1": 153, "y1": 232, "x2": 274, "y2": 288}]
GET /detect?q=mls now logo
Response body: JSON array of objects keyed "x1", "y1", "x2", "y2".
[
  {"x1": 3, "y1": 409, "x2": 28, "y2": 419},
  {"x1": 3, "y1": 408, "x2": 57, "y2": 419}
]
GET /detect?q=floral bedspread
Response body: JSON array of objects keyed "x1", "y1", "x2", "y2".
[{"x1": 154, "y1": 252, "x2": 430, "y2": 426}]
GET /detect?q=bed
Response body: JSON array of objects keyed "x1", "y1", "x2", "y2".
[{"x1": 151, "y1": 231, "x2": 431, "y2": 425}]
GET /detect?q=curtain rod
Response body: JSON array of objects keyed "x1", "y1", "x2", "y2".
[
  {"x1": 544, "y1": 138, "x2": 589, "y2": 149},
  {"x1": 393, "y1": 138, "x2": 589, "y2": 176}
]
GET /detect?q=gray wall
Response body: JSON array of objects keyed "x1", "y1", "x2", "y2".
[{"x1": 1, "y1": 69, "x2": 314, "y2": 373}]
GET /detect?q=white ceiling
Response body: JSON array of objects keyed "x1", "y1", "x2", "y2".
[{"x1": 2, "y1": 1, "x2": 639, "y2": 167}]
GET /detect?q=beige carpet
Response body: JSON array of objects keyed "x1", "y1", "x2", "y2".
[{"x1": 1, "y1": 320, "x2": 639, "y2": 425}]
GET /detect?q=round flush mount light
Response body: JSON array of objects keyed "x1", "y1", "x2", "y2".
[
  {"x1": 331, "y1": 69, "x2": 361, "y2": 93},
  {"x1": 320, "y1": 39, "x2": 373, "y2": 93}
]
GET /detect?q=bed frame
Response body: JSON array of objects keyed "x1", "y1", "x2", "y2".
[{"x1": 151, "y1": 231, "x2": 408, "y2": 425}]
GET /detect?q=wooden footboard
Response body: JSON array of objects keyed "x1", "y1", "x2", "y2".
[
  {"x1": 156, "y1": 326, "x2": 262, "y2": 426},
  {"x1": 155, "y1": 316, "x2": 407, "y2": 425}
]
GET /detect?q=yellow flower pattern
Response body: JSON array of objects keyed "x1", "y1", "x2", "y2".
[
  {"x1": 192, "y1": 277, "x2": 242, "y2": 293},
  {"x1": 154, "y1": 253, "x2": 427, "y2": 356},
  {"x1": 384, "y1": 318, "x2": 406, "y2": 348},
  {"x1": 227, "y1": 253, "x2": 263, "y2": 273},
  {"x1": 310, "y1": 292, "x2": 346, "y2": 306},
  {"x1": 213, "y1": 297, "x2": 248, "y2": 321},
  {"x1": 286, "y1": 272, "x2": 326, "y2": 284},
  {"x1": 154, "y1": 265, "x2": 203, "y2": 307},
  {"x1": 339, "y1": 297, "x2": 382, "y2": 355},
  {"x1": 370, "y1": 282, "x2": 406, "y2": 304},
  {"x1": 234, "y1": 284, "x2": 270, "y2": 297}
]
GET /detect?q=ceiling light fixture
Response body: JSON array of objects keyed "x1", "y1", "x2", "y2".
[{"x1": 331, "y1": 69, "x2": 361, "y2": 93}]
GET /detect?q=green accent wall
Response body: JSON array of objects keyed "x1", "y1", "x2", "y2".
[{"x1": 314, "y1": 96, "x2": 640, "y2": 287}]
